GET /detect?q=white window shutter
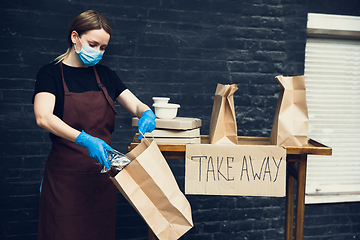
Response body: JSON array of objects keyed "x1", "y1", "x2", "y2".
[{"x1": 304, "y1": 38, "x2": 360, "y2": 203}]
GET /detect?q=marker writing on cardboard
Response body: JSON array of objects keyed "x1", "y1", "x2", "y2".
[
  {"x1": 191, "y1": 155, "x2": 283, "y2": 182},
  {"x1": 206, "y1": 156, "x2": 234, "y2": 181}
]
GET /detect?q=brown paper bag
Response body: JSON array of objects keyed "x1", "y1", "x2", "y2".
[
  {"x1": 110, "y1": 138, "x2": 193, "y2": 240},
  {"x1": 209, "y1": 83, "x2": 238, "y2": 145},
  {"x1": 270, "y1": 75, "x2": 309, "y2": 146}
]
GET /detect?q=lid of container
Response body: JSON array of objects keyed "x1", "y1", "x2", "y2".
[
  {"x1": 153, "y1": 103, "x2": 180, "y2": 108},
  {"x1": 152, "y1": 97, "x2": 170, "y2": 101}
]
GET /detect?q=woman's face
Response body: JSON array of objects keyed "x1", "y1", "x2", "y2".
[{"x1": 71, "y1": 29, "x2": 110, "y2": 52}]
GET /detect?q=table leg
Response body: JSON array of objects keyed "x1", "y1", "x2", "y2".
[
  {"x1": 148, "y1": 227, "x2": 156, "y2": 240},
  {"x1": 295, "y1": 155, "x2": 307, "y2": 240},
  {"x1": 285, "y1": 162, "x2": 295, "y2": 240}
]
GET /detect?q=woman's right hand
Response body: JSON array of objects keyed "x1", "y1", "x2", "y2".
[{"x1": 75, "y1": 131, "x2": 113, "y2": 169}]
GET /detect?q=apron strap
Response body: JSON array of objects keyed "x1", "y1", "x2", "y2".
[
  {"x1": 93, "y1": 66, "x2": 117, "y2": 114},
  {"x1": 59, "y1": 62, "x2": 70, "y2": 93}
]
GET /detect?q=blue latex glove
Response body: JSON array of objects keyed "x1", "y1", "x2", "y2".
[
  {"x1": 138, "y1": 110, "x2": 156, "y2": 140},
  {"x1": 75, "y1": 131, "x2": 113, "y2": 169}
]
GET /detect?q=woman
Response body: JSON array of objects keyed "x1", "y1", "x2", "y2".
[{"x1": 33, "y1": 10, "x2": 156, "y2": 240}]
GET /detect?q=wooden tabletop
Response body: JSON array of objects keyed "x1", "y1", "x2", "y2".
[{"x1": 129, "y1": 135, "x2": 332, "y2": 156}]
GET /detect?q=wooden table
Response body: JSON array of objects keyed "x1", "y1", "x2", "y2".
[{"x1": 128, "y1": 136, "x2": 332, "y2": 240}]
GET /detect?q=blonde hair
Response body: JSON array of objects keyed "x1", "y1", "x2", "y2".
[{"x1": 54, "y1": 10, "x2": 112, "y2": 63}]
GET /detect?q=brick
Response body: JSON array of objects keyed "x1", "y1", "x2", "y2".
[
  {"x1": 230, "y1": 208, "x2": 263, "y2": 220},
  {"x1": 179, "y1": 59, "x2": 228, "y2": 72},
  {"x1": 252, "y1": 196, "x2": 285, "y2": 208},
  {"x1": 238, "y1": 219, "x2": 254, "y2": 231},
  {"x1": 4, "y1": 208, "x2": 39, "y2": 222},
  {"x1": 262, "y1": 206, "x2": 282, "y2": 218},
  {"x1": 137, "y1": 57, "x2": 179, "y2": 71},
  {"x1": 123, "y1": 0, "x2": 159, "y2": 8},
  {"x1": 136, "y1": 45, "x2": 178, "y2": 58},
  {"x1": 213, "y1": 232, "x2": 247, "y2": 240},
  {"x1": 5, "y1": 220, "x2": 38, "y2": 237},
  {"x1": 193, "y1": 208, "x2": 227, "y2": 223},
  {"x1": 160, "y1": 0, "x2": 209, "y2": 12},
  {"x1": 254, "y1": 219, "x2": 270, "y2": 229},
  {"x1": 105, "y1": 44, "x2": 136, "y2": 58},
  {"x1": 115, "y1": 214, "x2": 145, "y2": 228},
  {"x1": 183, "y1": 232, "x2": 213, "y2": 240},
  {"x1": 203, "y1": 221, "x2": 220, "y2": 233},
  {"x1": 264, "y1": 228, "x2": 283, "y2": 239},
  {"x1": 270, "y1": 217, "x2": 285, "y2": 229},
  {"x1": 219, "y1": 221, "x2": 238, "y2": 233},
  {"x1": 246, "y1": 230, "x2": 265, "y2": 240},
  {"x1": 148, "y1": 9, "x2": 182, "y2": 22}
]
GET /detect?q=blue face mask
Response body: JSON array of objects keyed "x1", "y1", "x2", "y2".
[{"x1": 74, "y1": 35, "x2": 105, "y2": 67}]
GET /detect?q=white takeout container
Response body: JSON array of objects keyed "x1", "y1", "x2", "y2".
[
  {"x1": 153, "y1": 103, "x2": 180, "y2": 119},
  {"x1": 152, "y1": 97, "x2": 170, "y2": 105}
]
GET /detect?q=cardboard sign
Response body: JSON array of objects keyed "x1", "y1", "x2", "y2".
[{"x1": 185, "y1": 144, "x2": 286, "y2": 197}]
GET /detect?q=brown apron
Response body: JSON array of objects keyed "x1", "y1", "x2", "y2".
[{"x1": 38, "y1": 62, "x2": 118, "y2": 240}]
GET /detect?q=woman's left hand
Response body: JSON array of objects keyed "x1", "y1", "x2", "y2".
[
  {"x1": 138, "y1": 110, "x2": 156, "y2": 139},
  {"x1": 115, "y1": 90, "x2": 156, "y2": 140}
]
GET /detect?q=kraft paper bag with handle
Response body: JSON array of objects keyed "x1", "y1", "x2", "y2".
[
  {"x1": 270, "y1": 75, "x2": 309, "y2": 146},
  {"x1": 209, "y1": 83, "x2": 238, "y2": 145},
  {"x1": 109, "y1": 138, "x2": 193, "y2": 240}
]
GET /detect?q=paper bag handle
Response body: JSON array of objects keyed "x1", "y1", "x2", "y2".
[{"x1": 138, "y1": 130, "x2": 154, "y2": 144}]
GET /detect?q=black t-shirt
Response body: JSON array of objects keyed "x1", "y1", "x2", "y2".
[{"x1": 33, "y1": 62, "x2": 127, "y2": 119}]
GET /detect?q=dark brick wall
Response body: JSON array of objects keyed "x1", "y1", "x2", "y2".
[
  {"x1": 303, "y1": 202, "x2": 360, "y2": 240},
  {"x1": 1, "y1": 0, "x2": 359, "y2": 240}
]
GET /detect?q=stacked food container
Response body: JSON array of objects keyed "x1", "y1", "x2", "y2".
[{"x1": 132, "y1": 97, "x2": 201, "y2": 143}]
